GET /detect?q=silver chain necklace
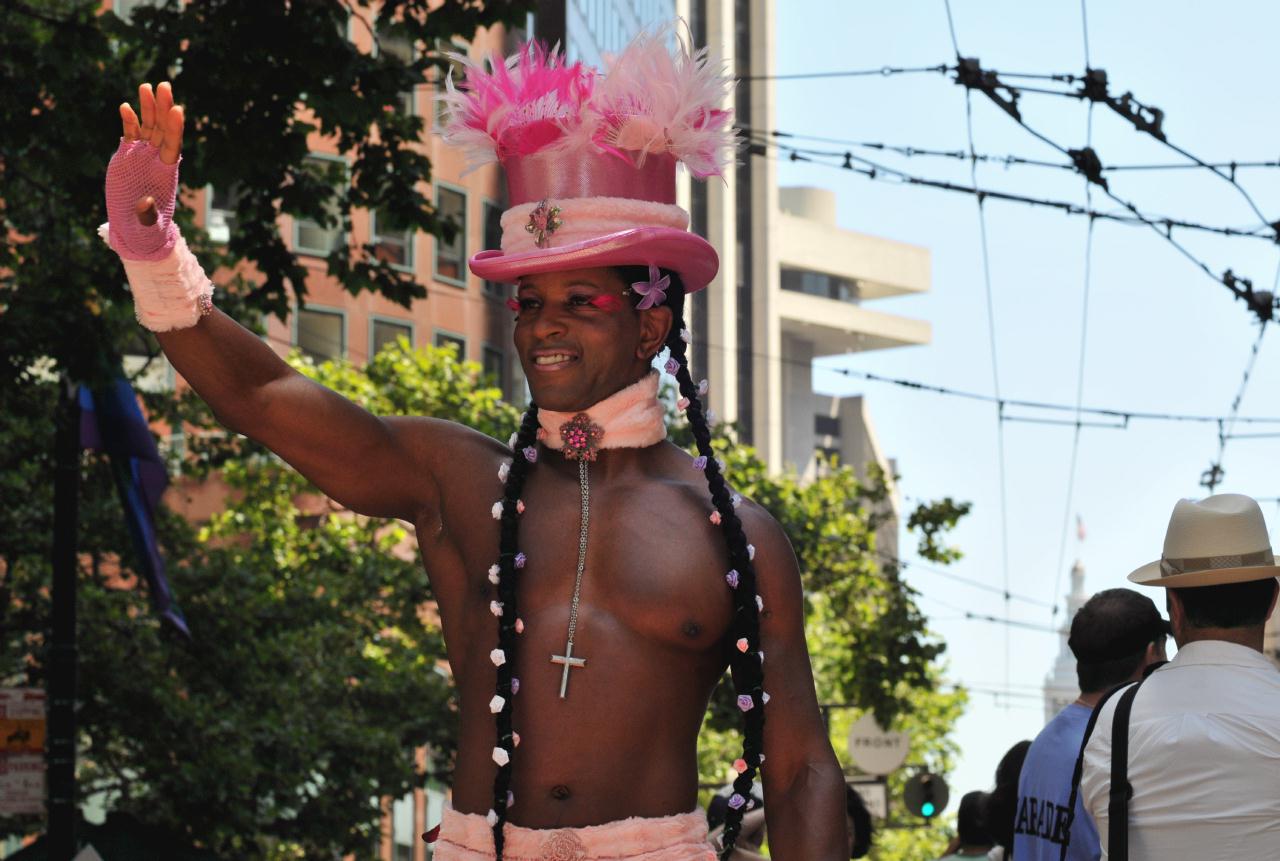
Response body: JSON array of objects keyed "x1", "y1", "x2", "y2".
[{"x1": 549, "y1": 458, "x2": 590, "y2": 698}]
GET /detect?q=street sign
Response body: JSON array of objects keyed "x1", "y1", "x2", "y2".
[
  {"x1": 848, "y1": 779, "x2": 889, "y2": 820},
  {"x1": 0, "y1": 689, "x2": 45, "y2": 816},
  {"x1": 846, "y1": 714, "x2": 910, "y2": 775},
  {"x1": 903, "y1": 772, "x2": 950, "y2": 820}
]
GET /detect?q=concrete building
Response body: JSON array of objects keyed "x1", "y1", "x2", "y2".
[
  {"x1": 1043, "y1": 560, "x2": 1089, "y2": 723},
  {"x1": 678, "y1": 0, "x2": 930, "y2": 557}
]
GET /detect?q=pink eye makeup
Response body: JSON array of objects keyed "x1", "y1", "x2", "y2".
[{"x1": 588, "y1": 295, "x2": 625, "y2": 312}]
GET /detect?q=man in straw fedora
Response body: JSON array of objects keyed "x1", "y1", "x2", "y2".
[{"x1": 1079, "y1": 494, "x2": 1280, "y2": 860}]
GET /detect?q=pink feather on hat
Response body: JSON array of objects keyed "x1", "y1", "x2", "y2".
[
  {"x1": 439, "y1": 23, "x2": 736, "y2": 179},
  {"x1": 439, "y1": 41, "x2": 597, "y2": 172},
  {"x1": 588, "y1": 24, "x2": 736, "y2": 177}
]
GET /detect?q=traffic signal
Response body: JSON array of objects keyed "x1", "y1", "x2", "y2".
[{"x1": 903, "y1": 772, "x2": 950, "y2": 820}]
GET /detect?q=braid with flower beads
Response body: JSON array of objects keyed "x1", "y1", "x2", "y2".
[
  {"x1": 622, "y1": 268, "x2": 768, "y2": 859},
  {"x1": 488, "y1": 405, "x2": 541, "y2": 857},
  {"x1": 486, "y1": 270, "x2": 765, "y2": 860}
]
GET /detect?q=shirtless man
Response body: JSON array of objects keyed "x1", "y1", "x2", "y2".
[{"x1": 105, "y1": 29, "x2": 845, "y2": 860}]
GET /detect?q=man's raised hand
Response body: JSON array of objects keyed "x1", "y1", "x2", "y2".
[{"x1": 118, "y1": 82, "x2": 184, "y2": 226}]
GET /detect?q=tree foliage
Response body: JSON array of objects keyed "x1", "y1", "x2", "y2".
[
  {"x1": 0, "y1": 0, "x2": 531, "y2": 389},
  {"x1": 670, "y1": 426, "x2": 971, "y2": 860},
  {"x1": 0, "y1": 344, "x2": 520, "y2": 857}
]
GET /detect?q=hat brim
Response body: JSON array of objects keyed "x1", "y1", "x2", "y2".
[
  {"x1": 1128, "y1": 560, "x2": 1280, "y2": 588},
  {"x1": 469, "y1": 227, "x2": 718, "y2": 293}
]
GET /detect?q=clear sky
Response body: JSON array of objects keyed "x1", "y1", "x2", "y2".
[{"x1": 773, "y1": 0, "x2": 1280, "y2": 805}]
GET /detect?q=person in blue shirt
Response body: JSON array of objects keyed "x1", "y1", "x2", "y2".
[{"x1": 1012, "y1": 589, "x2": 1169, "y2": 860}]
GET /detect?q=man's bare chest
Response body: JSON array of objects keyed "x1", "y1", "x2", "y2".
[{"x1": 507, "y1": 471, "x2": 734, "y2": 649}]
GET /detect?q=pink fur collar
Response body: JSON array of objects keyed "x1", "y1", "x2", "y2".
[{"x1": 538, "y1": 371, "x2": 666, "y2": 456}]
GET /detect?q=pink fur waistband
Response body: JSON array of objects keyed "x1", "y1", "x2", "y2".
[{"x1": 432, "y1": 807, "x2": 715, "y2": 860}]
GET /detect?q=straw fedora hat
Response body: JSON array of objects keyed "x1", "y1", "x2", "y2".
[{"x1": 1129, "y1": 493, "x2": 1280, "y2": 588}]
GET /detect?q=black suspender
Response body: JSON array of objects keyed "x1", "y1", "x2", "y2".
[{"x1": 1106, "y1": 682, "x2": 1143, "y2": 860}]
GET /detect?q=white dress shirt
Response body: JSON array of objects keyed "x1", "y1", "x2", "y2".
[{"x1": 1081, "y1": 640, "x2": 1280, "y2": 861}]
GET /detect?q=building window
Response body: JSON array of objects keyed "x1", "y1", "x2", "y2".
[
  {"x1": 431, "y1": 40, "x2": 470, "y2": 132},
  {"x1": 483, "y1": 344, "x2": 506, "y2": 391},
  {"x1": 377, "y1": 17, "x2": 417, "y2": 115},
  {"x1": 781, "y1": 267, "x2": 861, "y2": 305},
  {"x1": 293, "y1": 155, "x2": 346, "y2": 257},
  {"x1": 392, "y1": 792, "x2": 414, "y2": 861},
  {"x1": 206, "y1": 183, "x2": 242, "y2": 244},
  {"x1": 371, "y1": 318, "x2": 413, "y2": 357},
  {"x1": 814, "y1": 414, "x2": 841, "y2": 437},
  {"x1": 482, "y1": 201, "x2": 505, "y2": 295},
  {"x1": 295, "y1": 307, "x2": 346, "y2": 361},
  {"x1": 434, "y1": 185, "x2": 467, "y2": 287},
  {"x1": 434, "y1": 330, "x2": 466, "y2": 360},
  {"x1": 371, "y1": 207, "x2": 415, "y2": 270}
]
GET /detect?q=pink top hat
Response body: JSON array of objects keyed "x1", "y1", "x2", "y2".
[{"x1": 439, "y1": 26, "x2": 734, "y2": 292}]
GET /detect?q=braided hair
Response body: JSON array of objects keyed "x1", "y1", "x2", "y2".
[
  {"x1": 488, "y1": 405, "x2": 540, "y2": 856},
  {"x1": 488, "y1": 269, "x2": 766, "y2": 861}
]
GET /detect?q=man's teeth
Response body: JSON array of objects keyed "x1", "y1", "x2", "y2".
[{"x1": 535, "y1": 354, "x2": 574, "y2": 365}]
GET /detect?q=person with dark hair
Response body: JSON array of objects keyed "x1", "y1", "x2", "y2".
[
  {"x1": 100, "y1": 24, "x2": 847, "y2": 861},
  {"x1": 987, "y1": 740, "x2": 1031, "y2": 860},
  {"x1": 1013, "y1": 589, "x2": 1168, "y2": 860},
  {"x1": 846, "y1": 785, "x2": 873, "y2": 859},
  {"x1": 1081, "y1": 494, "x2": 1280, "y2": 858},
  {"x1": 938, "y1": 791, "x2": 995, "y2": 860}
]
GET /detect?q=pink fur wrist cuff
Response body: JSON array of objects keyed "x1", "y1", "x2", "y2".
[{"x1": 99, "y1": 223, "x2": 213, "y2": 332}]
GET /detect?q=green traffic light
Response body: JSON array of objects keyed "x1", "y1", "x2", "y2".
[{"x1": 921, "y1": 802, "x2": 936, "y2": 817}]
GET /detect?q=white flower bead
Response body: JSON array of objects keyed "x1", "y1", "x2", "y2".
[
  {"x1": 747, "y1": 544, "x2": 756, "y2": 560},
  {"x1": 680, "y1": 328, "x2": 691, "y2": 343},
  {"x1": 491, "y1": 501, "x2": 503, "y2": 520},
  {"x1": 486, "y1": 809, "x2": 499, "y2": 826},
  {"x1": 762, "y1": 691, "x2": 771, "y2": 704},
  {"x1": 756, "y1": 595, "x2": 764, "y2": 611},
  {"x1": 489, "y1": 600, "x2": 504, "y2": 617},
  {"x1": 508, "y1": 432, "x2": 519, "y2": 448},
  {"x1": 489, "y1": 694, "x2": 505, "y2": 713},
  {"x1": 492, "y1": 746, "x2": 510, "y2": 767},
  {"x1": 498, "y1": 461, "x2": 511, "y2": 482},
  {"x1": 488, "y1": 564, "x2": 500, "y2": 584},
  {"x1": 490, "y1": 649, "x2": 506, "y2": 667},
  {"x1": 512, "y1": 731, "x2": 522, "y2": 747}
]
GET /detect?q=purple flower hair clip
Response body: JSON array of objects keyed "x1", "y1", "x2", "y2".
[{"x1": 629, "y1": 263, "x2": 670, "y2": 310}]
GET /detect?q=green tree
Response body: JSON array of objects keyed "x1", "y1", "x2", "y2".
[
  {"x1": 0, "y1": 344, "x2": 520, "y2": 857},
  {"x1": 680, "y1": 428, "x2": 971, "y2": 861},
  {"x1": 1, "y1": 1, "x2": 528, "y2": 850},
  {"x1": 0, "y1": 0, "x2": 531, "y2": 388}
]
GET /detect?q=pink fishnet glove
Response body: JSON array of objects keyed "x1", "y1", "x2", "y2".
[{"x1": 104, "y1": 137, "x2": 181, "y2": 261}]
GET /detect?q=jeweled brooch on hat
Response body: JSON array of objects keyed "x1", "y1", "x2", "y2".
[
  {"x1": 559, "y1": 413, "x2": 604, "y2": 461},
  {"x1": 525, "y1": 199, "x2": 563, "y2": 248}
]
